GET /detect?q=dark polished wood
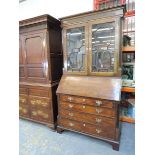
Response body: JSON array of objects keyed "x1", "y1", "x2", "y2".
[
  {"x1": 57, "y1": 7, "x2": 124, "y2": 151},
  {"x1": 19, "y1": 14, "x2": 63, "y2": 129}
]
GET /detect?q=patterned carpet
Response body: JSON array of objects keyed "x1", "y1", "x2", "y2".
[{"x1": 19, "y1": 119, "x2": 135, "y2": 155}]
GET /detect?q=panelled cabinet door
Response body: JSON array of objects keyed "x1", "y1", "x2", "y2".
[
  {"x1": 63, "y1": 24, "x2": 88, "y2": 75},
  {"x1": 89, "y1": 19, "x2": 121, "y2": 76},
  {"x1": 23, "y1": 31, "x2": 48, "y2": 83},
  {"x1": 19, "y1": 35, "x2": 26, "y2": 81}
]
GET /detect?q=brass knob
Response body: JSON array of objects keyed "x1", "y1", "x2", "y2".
[
  {"x1": 83, "y1": 123, "x2": 86, "y2": 127},
  {"x1": 82, "y1": 106, "x2": 86, "y2": 109},
  {"x1": 83, "y1": 99, "x2": 86, "y2": 102},
  {"x1": 31, "y1": 100, "x2": 35, "y2": 105},
  {"x1": 22, "y1": 109, "x2": 27, "y2": 113}
]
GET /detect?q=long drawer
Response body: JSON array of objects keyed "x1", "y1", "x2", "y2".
[
  {"x1": 58, "y1": 118, "x2": 115, "y2": 140},
  {"x1": 60, "y1": 101, "x2": 116, "y2": 118},
  {"x1": 61, "y1": 95, "x2": 114, "y2": 109},
  {"x1": 59, "y1": 109, "x2": 116, "y2": 127}
]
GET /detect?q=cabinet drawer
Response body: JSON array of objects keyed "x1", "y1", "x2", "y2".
[
  {"x1": 19, "y1": 95, "x2": 28, "y2": 105},
  {"x1": 61, "y1": 95, "x2": 114, "y2": 108},
  {"x1": 30, "y1": 108, "x2": 52, "y2": 123},
  {"x1": 19, "y1": 104, "x2": 29, "y2": 118},
  {"x1": 59, "y1": 109, "x2": 116, "y2": 127},
  {"x1": 58, "y1": 118, "x2": 115, "y2": 140},
  {"x1": 29, "y1": 88, "x2": 50, "y2": 98},
  {"x1": 29, "y1": 96, "x2": 51, "y2": 109},
  {"x1": 60, "y1": 102, "x2": 116, "y2": 118},
  {"x1": 19, "y1": 87, "x2": 27, "y2": 94}
]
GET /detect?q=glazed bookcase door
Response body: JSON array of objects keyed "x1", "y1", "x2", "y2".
[
  {"x1": 88, "y1": 18, "x2": 121, "y2": 76},
  {"x1": 63, "y1": 24, "x2": 88, "y2": 75},
  {"x1": 23, "y1": 31, "x2": 49, "y2": 83},
  {"x1": 19, "y1": 35, "x2": 26, "y2": 81}
]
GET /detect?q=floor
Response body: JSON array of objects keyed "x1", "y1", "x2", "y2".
[{"x1": 19, "y1": 119, "x2": 135, "y2": 155}]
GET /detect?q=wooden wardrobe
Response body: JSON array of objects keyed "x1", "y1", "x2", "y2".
[
  {"x1": 56, "y1": 6, "x2": 125, "y2": 150},
  {"x1": 19, "y1": 14, "x2": 63, "y2": 129}
]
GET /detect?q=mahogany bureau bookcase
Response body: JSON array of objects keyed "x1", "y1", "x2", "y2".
[
  {"x1": 19, "y1": 15, "x2": 63, "y2": 129},
  {"x1": 56, "y1": 6, "x2": 125, "y2": 150}
]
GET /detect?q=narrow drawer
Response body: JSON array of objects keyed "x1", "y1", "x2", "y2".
[
  {"x1": 19, "y1": 87, "x2": 27, "y2": 94},
  {"x1": 58, "y1": 118, "x2": 115, "y2": 140},
  {"x1": 59, "y1": 109, "x2": 116, "y2": 127},
  {"x1": 29, "y1": 96, "x2": 51, "y2": 109},
  {"x1": 60, "y1": 102, "x2": 116, "y2": 118},
  {"x1": 61, "y1": 95, "x2": 114, "y2": 108},
  {"x1": 29, "y1": 88, "x2": 50, "y2": 98},
  {"x1": 19, "y1": 104, "x2": 29, "y2": 118}
]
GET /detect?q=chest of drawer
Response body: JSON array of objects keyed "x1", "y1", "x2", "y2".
[
  {"x1": 58, "y1": 118, "x2": 115, "y2": 140},
  {"x1": 19, "y1": 104, "x2": 30, "y2": 118},
  {"x1": 29, "y1": 96, "x2": 51, "y2": 109},
  {"x1": 59, "y1": 109, "x2": 116, "y2": 127},
  {"x1": 60, "y1": 102, "x2": 116, "y2": 118},
  {"x1": 61, "y1": 95, "x2": 114, "y2": 108},
  {"x1": 19, "y1": 95, "x2": 28, "y2": 105},
  {"x1": 30, "y1": 108, "x2": 52, "y2": 123}
]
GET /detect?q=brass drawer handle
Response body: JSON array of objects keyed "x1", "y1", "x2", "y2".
[
  {"x1": 41, "y1": 102, "x2": 48, "y2": 107},
  {"x1": 96, "y1": 109, "x2": 102, "y2": 114},
  {"x1": 69, "y1": 104, "x2": 73, "y2": 108},
  {"x1": 20, "y1": 97, "x2": 26, "y2": 103},
  {"x1": 68, "y1": 97, "x2": 72, "y2": 102},
  {"x1": 69, "y1": 122, "x2": 74, "y2": 127},
  {"x1": 96, "y1": 100, "x2": 102, "y2": 106},
  {"x1": 96, "y1": 118, "x2": 102, "y2": 123},
  {"x1": 69, "y1": 113, "x2": 74, "y2": 117},
  {"x1": 22, "y1": 109, "x2": 27, "y2": 114},
  {"x1": 31, "y1": 100, "x2": 35, "y2": 105},
  {"x1": 32, "y1": 111, "x2": 37, "y2": 116},
  {"x1": 96, "y1": 129, "x2": 102, "y2": 134}
]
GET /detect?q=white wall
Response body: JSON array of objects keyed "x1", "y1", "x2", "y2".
[{"x1": 19, "y1": 0, "x2": 93, "y2": 20}]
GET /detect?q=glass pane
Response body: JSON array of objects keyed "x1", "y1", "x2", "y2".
[
  {"x1": 66, "y1": 27, "x2": 85, "y2": 72},
  {"x1": 92, "y1": 22, "x2": 115, "y2": 72}
]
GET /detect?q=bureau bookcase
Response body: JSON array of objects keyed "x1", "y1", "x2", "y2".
[
  {"x1": 56, "y1": 6, "x2": 125, "y2": 150},
  {"x1": 19, "y1": 15, "x2": 63, "y2": 129}
]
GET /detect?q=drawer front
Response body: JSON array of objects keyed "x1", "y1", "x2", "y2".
[
  {"x1": 59, "y1": 109, "x2": 116, "y2": 127},
  {"x1": 61, "y1": 95, "x2": 114, "y2": 108},
  {"x1": 60, "y1": 102, "x2": 115, "y2": 118},
  {"x1": 58, "y1": 118, "x2": 115, "y2": 140},
  {"x1": 29, "y1": 96, "x2": 51, "y2": 109},
  {"x1": 19, "y1": 95, "x2": 27, "y2": 105},
  {"x1": 19, "y1": 87, "x2": 27, "y2": 94},
  {"x1": 30, "y1": 108, "x2": 52, "y2": 123},
  {"x1": 19, "y1": 104, "x2": 29, "y2": 118},
  {"x1": 29, "y1": 88, "x2": 50, "y2": 98}
]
